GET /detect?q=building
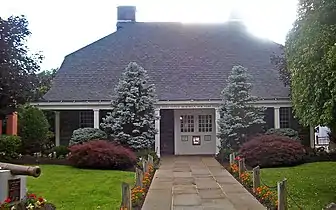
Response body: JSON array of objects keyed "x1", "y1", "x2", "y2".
[{"x1": 32, "y1": 6, "x2": 314, "y2": 156}]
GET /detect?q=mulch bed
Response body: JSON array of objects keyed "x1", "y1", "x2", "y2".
[{"x1": 8, "y1": 155, "x2": 70, "y2": 165}]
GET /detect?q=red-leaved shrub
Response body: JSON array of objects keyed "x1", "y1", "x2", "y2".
[
  {"x1": 68, "y1": 140, "x2": 137, "y2": 170},
  {"x1": 239, "y1": 134, "x2": 306, "y2": 168}
]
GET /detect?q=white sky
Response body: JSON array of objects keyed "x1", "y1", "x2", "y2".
[{"x1": 1, "y1": 0, "x2": 298, "y2": 70}]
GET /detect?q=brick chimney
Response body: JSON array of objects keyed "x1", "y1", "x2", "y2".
[{"x1": 117, "y1": 6, "x2": 136, "y2": 30}]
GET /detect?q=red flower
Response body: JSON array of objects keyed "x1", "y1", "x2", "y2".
[
  {"x1": 28, "y1": 193, "x2": 36, "y2": 199},
  {"x1": 4, "y1": 197, "x2": 11, "y2": 203},
  {"x1": 234, "y1": 156, "x2": 241, "y2": 160},
  {"x1": 38, "y1": 197, "x2": 44, "y2": 202}
]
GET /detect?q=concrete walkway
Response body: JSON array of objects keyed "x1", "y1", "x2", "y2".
[{"x1": 142, "y1": 156, "x2": 265, "y2": 210}]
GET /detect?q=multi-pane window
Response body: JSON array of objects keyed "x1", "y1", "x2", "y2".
[
  {"x1": 198, "y1": 115, "x2": 213, "y2": 132},
  {"x1": 180, "y1": 115, "x2": 194, "y2": 132},
  {"x1": 79, "y1": 111, "x2": 94, "y2": 128},
  {"x1": 279, "y1": 107, "x2": 291, "y2": 128}
]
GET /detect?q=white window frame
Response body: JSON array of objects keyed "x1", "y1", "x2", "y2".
[
  {"x1": 198, "y1": 114, "x2": 213, "y2": 132},
  {"x1": 79, "y1": 111, "x2": 94, "y2": 128},
  {"x1": 279, "y1": 107, "x2": 291, "y2": 128},
  {"x1": 180, "y1": 115, "x2": 195, "y2": 132}
]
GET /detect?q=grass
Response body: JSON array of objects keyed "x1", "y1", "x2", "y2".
[
  {"x1": 27, "y1": 165, "x2": 134, "y2": 210},
  {"x1": 261, "y1": 162, "x2": 336, "y2": 210}
]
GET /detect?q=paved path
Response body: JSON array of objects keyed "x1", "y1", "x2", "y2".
[{"x1": 142, "y1": 156, "x2": 265, "y2": 210}]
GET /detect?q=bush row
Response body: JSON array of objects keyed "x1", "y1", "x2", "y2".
[
  {"x1": 218, "y1": 133, "x2": 336, "y2": 168},
  {"x1": 68, "y1": 140, "x2": 137, "y2": 170}
]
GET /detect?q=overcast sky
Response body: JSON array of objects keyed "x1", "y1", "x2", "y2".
[{"x1": 1, "y1": 0, "x2": 298, "y2": 71}]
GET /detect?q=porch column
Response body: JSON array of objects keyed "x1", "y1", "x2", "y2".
[
  {"x1": 155, "y1": 109, "x2": 161, "y2": 158},
  {"x1": 6, "y1": 112, "x2": 18, "y2": 135},
  {"x1": 274, "y1": 107, "x2": 280, "y2": 129},
  {"x1": 215, "y1": 108, "x2": 221, "y2": 154},
  {"x1": 55, "y1": 111, "x2": 60, "y2": 146},
  {"x1": 93, "y1": 109, "x2": 100, "y2": 129}
]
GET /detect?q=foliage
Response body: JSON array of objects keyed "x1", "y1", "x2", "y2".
[
  {"x1": 227, "y1": 162, "x2": 277, "y2": 209},
  {"x1": 270, "y1": 45, "x2": 290, "y2": 87},
  {"x1": 101, "y1": 62, "x2": 157, "y2": 150},
  {"x1": 18, "y1": 105, "x2": 49, "y2": 154},
  {"x1": 27, "y1": 165, "x2": 135, "y2": 209},
  {"x1": 304, "y1": 147, "x2": 336, "y2": 162},
  {"x1": 136, "y1": 149, "x2": 159, "y2": 166},
  {"x1": 239, "y1": 172, "x2": 253, "y2": 188},
  {"x1": 68, "y1": 140, "x2": 137, "y2": 170},
  {"x1": 52, "y1": 146, "x2": 69, "y2": 158},
  {"x1": 39, "y1": 131, "x2": 56, "y2": 155},
  {"x1": 0, "y1": 15, "x2": 43, "y2": 120},
  {"x1": 0, "y1": 193, "x2": 55, "y2": 210},
  {"x1": 216, "y1": 147, "x2": 233, "y2": 163},
  {"x1": 0, "y1": 135, "x2": 21, "y2": 160},
  {"x1": 69, "y1": 127, "x2": 107, "y2": 146},
  {"x1": 261, "y1": 162, "x2": 336, "y2": 209},
  {"x1": 254, "y1": 186, "x2": 278, "y2": 209},
  {"x1": 218, "y1": 65, "x2": 265, "y2": 151},
  {"x1": 265, "y1": 128, "x2": 299, "y2": 140},
  {"x1": 228, "y1": 163, "x2": 239, "y2": 178},
  {"x1": 131, "y1": 164, "x2": 155, "y2": 208},
  {"x1": 36, "y1": 68, "x2": 58, "y2": 99},
  {"x1": 285, "y1": 0, "x2": 336, "y2": 135},
  {"x1": 239, "y1": 134, "x2": 306, "y2": 168}
]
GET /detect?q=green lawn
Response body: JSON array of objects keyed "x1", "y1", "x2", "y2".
[
  {"x1": 261, "y1": 162, "x2": 336, "y2": 210},
  {"x1": 27, "y1": 165, "x2": 134, "y2": 210}
]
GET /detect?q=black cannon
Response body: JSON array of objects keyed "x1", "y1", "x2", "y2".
[{"x1": 0, "y1": 162, "x2": 41, "y2": 178}]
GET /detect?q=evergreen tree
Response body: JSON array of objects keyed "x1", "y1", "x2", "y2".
[
  {"x1": 218, "y1": 65, "x2": 265, "y2": 151},
  {"x1": 101, "y1": 62, "x2": 157, "y2": 150}
]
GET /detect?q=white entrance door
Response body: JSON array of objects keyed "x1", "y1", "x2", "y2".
[{"x1": 174, "y1": 109, "x2": 216, "y2": 155}]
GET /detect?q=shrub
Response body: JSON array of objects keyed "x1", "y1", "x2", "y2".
[
  {"x1": 265, "y1": 128, "x2": 299, "y2": 140},
  {"x1": 136, "y1": 149, "x2": 160, "y2": 166},
  {"x1": 304, "y1": 147, "x2": 336, "y2": 162},
  {"x1": 68, "y1": 140, "x2": 137, "y2": 170},
  {"x1": 216, "y1": 147, "x2": 233, "y2": 163},
  {"x1": 69, "y1": 128, "x2": 107, "y2": 146},
  {"x1": 0, "y1": 135, "x2": 22, "y2": 160},
  {"x1": 239, "y1": 134, "x2": 306, "y2": 168},
  {"x1": 18, "y1": 105, "x2": 50, "y2": 154},
  {"x1": 52, "y1": 145, "x2": 70, "y2": 158},
  {"x1": 41, "y1": 131, "x2": 56, "y2": 155}
]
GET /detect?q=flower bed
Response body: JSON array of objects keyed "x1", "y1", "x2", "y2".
[
  {"x1": 130, "y1": 164, "x2": 156, "y2": 210},
  {"x1": 228, "y1": 160, "x2": 277, "y2": 209},
  {"x1": 0, "y1": 193, "x2": 55, "y2": 210}
]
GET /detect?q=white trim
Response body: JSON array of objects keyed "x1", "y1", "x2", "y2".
[
  {"x1": 30, "y1": 101, "x2": 112, "y2": 110},
  {"x1": 55, "y1": 111, "x2": 60, "y2": 146},
  {"x1": 93, "y1": 109, "x2": 100, "y2": 129},
  {"x1": 274, "y1": 107, "x2": 280, "y2": 129},
  {"x1": 30, "y1": 99, "x2": 291, "y2": 110},
  {"x1": 154, "y1": 109, "x2": 161, "y2": 158}
]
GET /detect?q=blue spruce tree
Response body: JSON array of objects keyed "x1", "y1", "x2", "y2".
[
  {"x1": 101, "y1": 62, "x2": 157, "y2": 150},
  {"x1": 218, "y1": 65, "x2": 265, "y2": 151}
]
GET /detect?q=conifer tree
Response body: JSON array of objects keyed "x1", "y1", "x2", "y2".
[
  {"x1": 218, "y1": 65, "x2": 265, "y2": 151},
  {"x1": 101, "y1": 62, "x2": 157, "y2": 150}
]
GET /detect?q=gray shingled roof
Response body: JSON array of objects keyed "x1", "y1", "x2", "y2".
[{"x1": 43, "y1": 22, "x2": 289, "y2": 101}]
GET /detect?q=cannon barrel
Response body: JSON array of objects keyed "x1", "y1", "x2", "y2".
[{"x1": 0, "y1": 162, "x2": 41, "y2": 178}]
